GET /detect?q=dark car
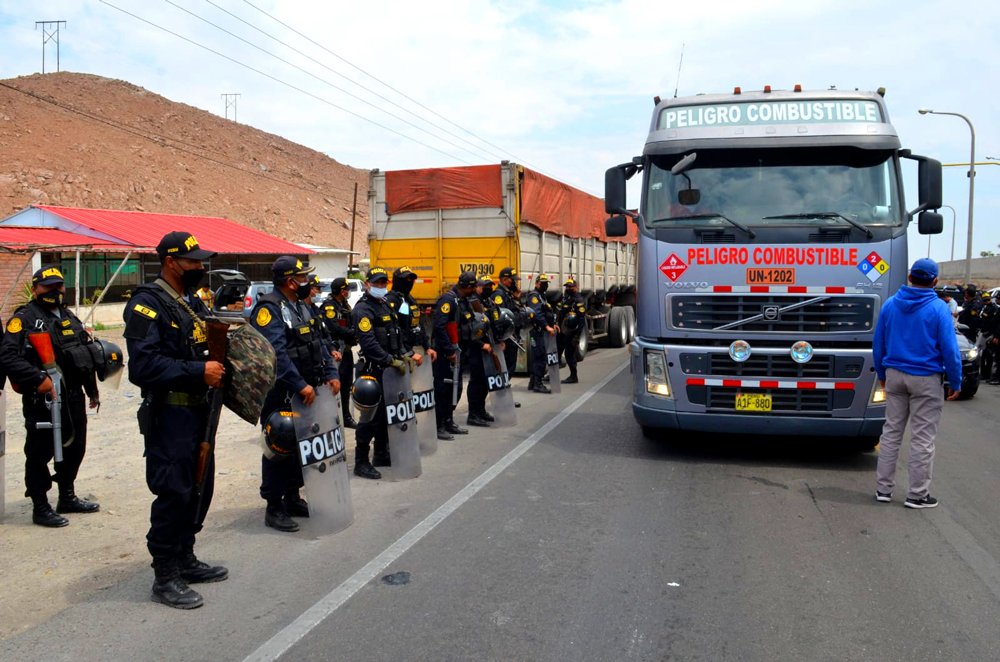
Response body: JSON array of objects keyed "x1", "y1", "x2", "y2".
[{"x1": 946, "y1": 325, "x2": 979, "y2": 399}]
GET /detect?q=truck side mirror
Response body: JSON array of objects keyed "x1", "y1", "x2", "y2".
[
  {"x1": 606, "y1": 215, "x2": 628, "y2": 237},
  {"x1": 917, "y1": 211, "x2": 943, "y2": 235},
  {"x1": 605, "y1": 166, "x2": 628, "y2": 214},
  {"x1": 918, "y1": 157, "x2": 943, "y2": 210}
]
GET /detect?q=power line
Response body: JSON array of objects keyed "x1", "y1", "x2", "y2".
[
  {"x1": 99, "y1": 0, "x2": 474, "y2": 165},
  {"x1": 201, "y1": 0, "x2": 502, "y2": 164},
  {"x1": 238, "y1": 0, "x2": 541, "y2": 170}
]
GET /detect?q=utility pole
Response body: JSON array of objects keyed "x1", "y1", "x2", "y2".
[
  {"x1": 348, "y1": 182, "x2": 358, "y2": 270},
  {"x1": 221, "y1": 93, "x2": 241, "y2": 121},
  {"x1": 35, "y1": 20, "x2": 67, "y2": 73}
]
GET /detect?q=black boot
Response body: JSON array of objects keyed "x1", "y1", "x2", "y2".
[
  {"x1": 445, "y1": 420, "x2": 469, "y2": 435},
  {"x1": 56, "y1": 487, "x2": 100, "y2": 514},
  {"x1": 32, "y1": 497, "x2": 69, "y2": 528},
  {"x1": 179, "y1": 552, "x2": 229, "y2": 583},
  {"x1": 437, "y1": 427, "x2": 455, "y2": 441},
  {"x1": 354, "y1": 461, "x2": 382, "y2": 480},
  {"x1": 467, "y1": 412, "x2": 491, "y2": 427},
  {"x1": 561, "y1": 373, "x2": 579, "y2": 384},
  {"x1": 264, "y1": 502, "x2": 300, "y2": 532},
  {"x1": 283, "y1": 492, "x2": 310, "y2": 518},
  {"x1": 372, "y1": 452, "x2": 392, "y2": 467},
  {"x1": 531, "y1": 382, "x2": 552, "y2": 394},
  {"x1": 342, "y1": 414, "x2": 358, "y2": 429},
  {"x1": 479, "y1": 411, "x2": 496, "y2": 423},
  {"x1": 151, "y1": 558, "x2": 203, "y2": 609}
]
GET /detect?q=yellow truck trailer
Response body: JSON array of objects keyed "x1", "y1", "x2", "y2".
[{"x1": 369, "y1": 162, "x2": 638, "y2": 355}]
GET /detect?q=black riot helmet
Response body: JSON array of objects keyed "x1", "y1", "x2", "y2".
[
  {"x1": 262, "y1": 409, "x2": 298, "y2": 461},
  {"x1": 561, "y1": 311, "x2": 585, "y2": 336},
  {"x1": 495, "y1": 307, "x2": 515, "y2": 341},
  {"x1": 87, "y1": 339, "x2": 125, "y2": 386},
  {"x1": 351, "y1": 375, "x2": 382, "y2": 424},
  {"x1": 470, "y1": 311, "x2": 489, "y2": 340}
]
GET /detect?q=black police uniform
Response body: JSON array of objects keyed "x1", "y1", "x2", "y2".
[
  {"x1": 386, "y1": 283, "x2": 430, "y2": 353},
  {"x1": 320, "y1": 290, "x2": 357, "y2": 426},
  {"x1": 352, "y1": 290, "x2": 406, "y2": 475},
  {"x1": 124, "y1": 277, "x2": 223, "y2": 589},
  {"x1": 0, "y1": 294, "x2": 100, "y2": 526},
  {"x1": 493, "y1": 278, "x2": 521, "y2": 375},
  {"x1": 526, "y1": 283, "x2": 555, "y2": 392},
  {"x1": 252, "y1": 288, "x2": 338, "y2": 525},
  {"x1": 556, "y1": 287, "x2": 588, "y2": 382},
  {"x1": 432, "y1": 286, "x2": 466, "y2": 434},
  {"x1": 958, "y1": 292, "x2": 984, "y2": 343},
  {"x1": 462, "y1": 293, "x2": 492, "y2": 425}
]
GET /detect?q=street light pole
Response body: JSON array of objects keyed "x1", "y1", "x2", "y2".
[
  {"x1": 918, "y1": 109, "x2": 976, "y2": 284},
  {"x1": 941, "y1": 204, "x2": 957, "y2": 262}
]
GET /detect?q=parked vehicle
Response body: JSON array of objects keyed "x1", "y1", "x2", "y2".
[
  {"x1": 208, "y1": 269, "x2": 273, "y2": 322},
  {"x1": 368, "y1": 164, "x2": 637, "y2": 364},
  {"x1": 949, "y1": 325, "x2": 980, "y2": 399}
]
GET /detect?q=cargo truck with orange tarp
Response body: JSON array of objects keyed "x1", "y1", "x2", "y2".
[{"x1": 368, "y1": 162, "x2": 638, "y2": 362}]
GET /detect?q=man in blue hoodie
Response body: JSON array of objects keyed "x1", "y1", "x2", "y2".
[{"x1": 873, "y1": 257, "x2": 962, "y2": 509}]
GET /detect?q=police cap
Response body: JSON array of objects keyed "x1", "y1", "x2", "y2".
[
  {"x1": 499, "y1": 267, "x2": 517, "y2": 279},
  {"x1": 564, "y1": 277, "x2": 577, "y2": 287},
  {"x1": 393, "y1": 266, "x2": 418, "y2": 281},
  {"x1": 457, "y1": 271, "x2": 477, "y2": 287},
  {"x1": 156, "y1": 231, "x2": 216, "y2": 261},
  {"x1": 366, "y1": 266, "x2": 390, "y2": 283},
  {"x1": 32, "y1": 265, "x2": 65, "y2": 286},
  {"x1": 272, "y1": 255, "x2": 314, "y2": 278},
  {"x1": 536, "y1": 273, "x2": 550, "y2": 283},
  {"x1": 330, "y1": 277, "x2": 348, "y2": 293}
]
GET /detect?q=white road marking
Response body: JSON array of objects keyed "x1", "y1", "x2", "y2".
[{"x1": 244, "y1": 360, "x2": 630, "y2": 662}]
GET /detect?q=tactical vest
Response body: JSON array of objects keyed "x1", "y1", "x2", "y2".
[
  {"x1": 361, "y1": 296, "x2": 403, "y2": 356},
  {"x1": 258, "y1": 291, "x2": 326, "y2": 386},
  {"x1": 140, "y1": 282, "x2": 210, "y2": 361},
  {"x1": 385, "y1": 290, "x2": 422, "y2": 346},
  {"x1": 19, "y1": 300, "x2": 96, "y2": 382}
]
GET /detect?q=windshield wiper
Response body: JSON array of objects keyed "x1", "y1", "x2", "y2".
[
  {"x1": 681, "y1": 214, "x2": 756, "y2": 238},
  {"x1": 762, "y1": 212, "x2": 873, "y2": 238}
]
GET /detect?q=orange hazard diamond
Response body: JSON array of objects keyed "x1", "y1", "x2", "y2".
[{"x1": 659, "y1": 253, "x2": 688, "y2": 281}]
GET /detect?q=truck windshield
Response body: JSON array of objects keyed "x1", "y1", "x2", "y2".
[{"x1": 644, "y1": 146, "x2": 902, "y2": 230}]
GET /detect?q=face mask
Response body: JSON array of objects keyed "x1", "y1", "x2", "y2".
[
  {"x1": 369, "y1": 286, "x2": 388, "y2": 299},
  {"x1": 394, "y1": 278, "x2": 414, "y2": 295},
  {"x1": 293, "y1": 280, "x2": 311, "y2": 300},
  {"x1": 180, "y1": 267, "x2": 207, "y2": 291},
  {"x1": 538, "y1": 282, "x2": 549, "y2": 293},
  {"x1": 39, "y1": 291, "x2": 64, "y2": 308}
]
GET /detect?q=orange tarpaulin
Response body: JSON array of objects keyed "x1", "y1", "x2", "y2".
[{"x1": 384, "y1": 164, "x2": 637, "y2": 244}]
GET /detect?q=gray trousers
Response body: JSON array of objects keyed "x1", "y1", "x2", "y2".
[{"x1": 875, "y1": 368, "x2": 942, "y2": 499}]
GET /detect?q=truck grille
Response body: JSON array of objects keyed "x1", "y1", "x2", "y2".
[
  {"x1": 672, "y1": 295, "x2": 876, "y2": 333},
  {"x1": 685, "y1": 386, "x2": 854, "y2": 413},
  {"x1": 707, "y1": 353, "x2": 834, "y2": 379}
]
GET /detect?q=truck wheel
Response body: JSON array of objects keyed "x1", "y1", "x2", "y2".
[
  {"x1": 608, "y1": 306, "x2": 628, "y2": 348},
  {"x1": 575, "y1": 331, "x2": 588, "y2": 362},
  {"x1": 624, "y1": 306, "x2": 636, "y2": 342}
]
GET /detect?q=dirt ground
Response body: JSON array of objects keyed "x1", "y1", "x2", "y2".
[{"x1": 0, "y1": 325, "x2": 362, "y2": 640}]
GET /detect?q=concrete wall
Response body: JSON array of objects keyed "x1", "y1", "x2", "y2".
[{"x1": 938, "y1": 257, "x2": 1000, "y2": 288}]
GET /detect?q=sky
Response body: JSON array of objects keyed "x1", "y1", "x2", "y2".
[{"x1": 1, "y1": 0, "x2": 998, "y2": 266}]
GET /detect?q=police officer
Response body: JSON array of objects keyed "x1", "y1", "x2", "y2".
[
  {"x1": 958, "y1": 284, "x2": 983, "y2": 343},
  {"x1": 979, "y1": 291, "x2": 998, "y2": 380},
  {"x1": 463, "y1": 280, "x2": 495, "y2": 426},
  {"x1": 556, "y1": 277, "x2": 588, "y2": 384},
  {"x1": 526, "y1": 274, "x2": 557, "y2": 393},
  {"x1": 386, "y1": 266, "x2": 436, "y2": 364},
  {"x1": 123, "y1": 231, "x2": 227, "y2": 609},
  {"x1": 352, "y1": 267, "x2": 412, "y2": 479},
  {"x1": 0, "y1": 265, "x2": 101, "y2": 528},
  {"x1": 252, "y1": 256, "x2": 340, "y2": 532},
  {"x1": 320, "y1": 278, "x2": 358, "y2": 428},
  {"x1": 432, "y1": 272, "x2": 478, "y2": 439},
  {"x1": 494, "y1": 268, "x2": 522, "y2": 375}
]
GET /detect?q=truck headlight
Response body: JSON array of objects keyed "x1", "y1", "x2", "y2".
[
  {"x1": 965, "y1": 347, "x2": 978, "y2": 361},
  {"x1": 644, "y1": 349, "x2": 672, "y2": 398},
  {"x1": 870, "y1": 381, "x2": 886, "y2": 404}
]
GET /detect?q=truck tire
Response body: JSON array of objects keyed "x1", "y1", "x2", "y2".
[
  {"x1": 624, "y1": 306, "x2": 636, "y2": 342},
  {"x1": 575, "y1": 330, "x2": 588, "y2": 362},
  {"x1": 608, "y1": 306, "x2": 628, "y2": 348}
]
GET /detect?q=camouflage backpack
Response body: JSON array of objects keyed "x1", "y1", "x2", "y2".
[{"x1": 224, "y1": 323, "x2": 276, "y2": 424}]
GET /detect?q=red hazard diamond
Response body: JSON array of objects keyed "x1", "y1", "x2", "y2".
[{"x1": 659, "y1": 253, "x2": 688, "y2": 281}]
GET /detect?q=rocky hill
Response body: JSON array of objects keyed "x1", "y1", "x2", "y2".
[{"x1": 0, "y1": 72, "x2": 369, "y2": 250}]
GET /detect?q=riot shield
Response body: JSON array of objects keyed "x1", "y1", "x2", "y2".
[
  {"x1": 293, "y1": 387, "x2": 353, "y2": 536},
  {"x1": 411, "y1": 356, "x2": 437, "y2": 456},
  {"x1": 381, "y1": 366, "x2": 422, "y2": 481},
  {"x1": 544, "y1": 332, "x2": 562, "y2": 393},
  {"x1": 483, "y1": 348, "x2": 516, "y2": 427}
]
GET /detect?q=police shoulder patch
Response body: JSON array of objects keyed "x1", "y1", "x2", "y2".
[
  {"x1": 256, "y1": 307, "x2": 272, "y2": 327},
  {"x1": 133, "y1": 303, "x2": 158, "y2": 319},
  {"x1": 494, "y1": 294, "x2": 503, "y2": 305},
  {"x1": 325, "y1": 308, "x2": 335, "y2": 318},
  {"x1": 440, "y1": 302, "x2": 451, "y2": 314},
  {"x1": 358, "y1": 317, "x2": 372, "y2": 332},
  {"x1": 6, "y1": 317, "x2": 22, "y2": 333}
]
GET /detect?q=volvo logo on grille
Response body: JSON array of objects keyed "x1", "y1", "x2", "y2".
[{"x1": 762, "y1": 305, "x2": 780, "y2": 321}]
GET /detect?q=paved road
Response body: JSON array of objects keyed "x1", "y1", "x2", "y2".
[{"x1": 3, "y1": 345, "x2": 1000, "y2": 661}]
